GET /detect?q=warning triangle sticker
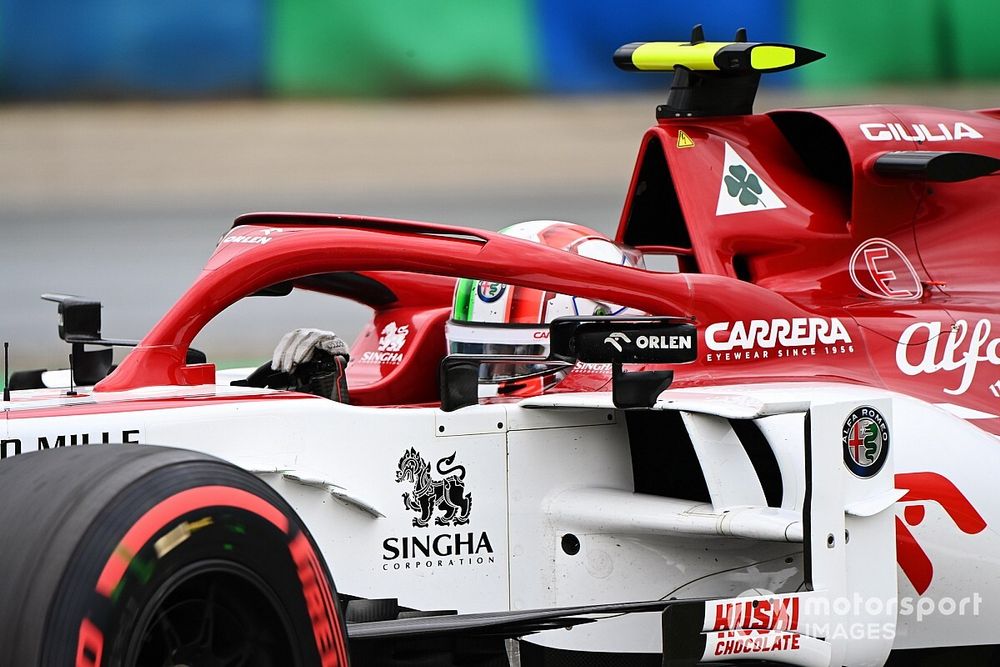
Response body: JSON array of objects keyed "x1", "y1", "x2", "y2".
[
  {"x1": 716, "y1": 142, "x2": 786, "y2": 216},
  {"x1": 676, "y1": 130, "x2": 695, "y2": 148}
]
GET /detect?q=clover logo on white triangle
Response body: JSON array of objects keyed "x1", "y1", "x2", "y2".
[{"x1": 716, "y1": 142, "x2": 786, "y2": 216}]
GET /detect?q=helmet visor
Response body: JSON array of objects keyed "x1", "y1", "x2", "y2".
[{"x1": 446, "y1": 320, "x2": 551, "y2": 382}]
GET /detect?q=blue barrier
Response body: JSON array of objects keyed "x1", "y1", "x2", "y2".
[
  {"x1": 0, "y1": 0, "x2": 265, "y2": 98},
  {"x1": 534, "y1": 0, "x2": 791, "y2": 92},
  {"x1": 0, "y1": 0, "x2": 799, "y2": 98}
]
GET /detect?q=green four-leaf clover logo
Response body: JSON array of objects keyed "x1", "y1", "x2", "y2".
[{"x1": 724, "y1": 165, "x2": 764, "y2": 207}]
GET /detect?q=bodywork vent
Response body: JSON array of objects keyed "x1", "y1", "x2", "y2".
[
  {"x1": 769, "y1": 110, "x2": 852, "y2": 219},
  {"x1": 621, "y1": 136, "x2": 694, "y2": 255},
  {"x1": 626, "y1": 410, "x2": 710, "y2": 502}
]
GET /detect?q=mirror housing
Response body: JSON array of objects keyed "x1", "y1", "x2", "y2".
[
  {"x1": 440, "y1": 316, "x2": 697, "y2": 411},
  {"x1": 41, "y1": 293, "x2": 102, "y2": 342},
  {"x1": 549, "y1": 316, "x2": 697, "y2": 364}
]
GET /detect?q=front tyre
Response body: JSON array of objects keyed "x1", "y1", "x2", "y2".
[{"x1": 0, "y1": 445, "x2": 348, "y2": 667}]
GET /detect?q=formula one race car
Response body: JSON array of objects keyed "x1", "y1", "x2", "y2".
[{"x1": 3, "y1": 27, "x2": 1000, "y2": 667}]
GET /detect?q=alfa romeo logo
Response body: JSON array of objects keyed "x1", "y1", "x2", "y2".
[
  {"x1": 477, "y1": 281, "x2": 506, "y2": 303},
  {"x1": 842, "y1": 406, "x2": 889, "y2": 478}
]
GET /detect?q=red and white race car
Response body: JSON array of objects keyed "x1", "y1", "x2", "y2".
[{"x1": 3, "y1": 28, "x2": 1000, "y2": 667}]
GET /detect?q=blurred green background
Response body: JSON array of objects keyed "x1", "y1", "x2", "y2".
[{"x1": 2, "y1": 0, "x2": 999, "y2": 99}]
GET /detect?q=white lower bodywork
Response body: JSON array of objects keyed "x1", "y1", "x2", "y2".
[{"x1": 4, "y1": 381, "x2": 1000, "y2": 664}]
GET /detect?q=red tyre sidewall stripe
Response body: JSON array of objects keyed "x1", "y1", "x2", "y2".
[
  {"x1": 290, "y1": 532, "x2": 349, "y2": 667},
  {"x1": 313, "y1": 554, "x2": 348, "y2": 664},
  {"x1": 85, "y1": 483, "x2": 347, "y2": 666},
  {"x1": 95, "y1": 485, "x2": 290, "y2": 597},
  {"x1": 75, "y1": 618, "x2": 104, "y2": 667}
]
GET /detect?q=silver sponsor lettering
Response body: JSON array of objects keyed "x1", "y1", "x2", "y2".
[
  {"x1": 859, "y1": 122, "x2": 982, "y2": 142},
  {"x1": 635, "y1": 334, "x2": 692, "y2": 350},
  {"x1": 706, "y1": 318, "x2": 851, "y2": 352},
  {"x1": 222, "y1": 234, "x2": 272, "y2": 245},
  {"x1": 360, "y1": 351, "x2": 404, "y2": 364},
  {"x1": 896, "y1": 319, "x2": 1000, "y2": 395},
  {"x1": 604, "y1": 333, "x2": 692, "y2": 352}
]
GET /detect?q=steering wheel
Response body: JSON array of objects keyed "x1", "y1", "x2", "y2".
[
  {"x1": 236, "y1": 362, "x2": 292, "y2": 390},
  {"x1": 235, "y1": 354, "x2": 350, "y2": 403}
]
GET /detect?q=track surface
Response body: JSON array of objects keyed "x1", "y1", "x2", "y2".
[{"x1": 3, "y1": 87, "x2": 998, "y2": 369}]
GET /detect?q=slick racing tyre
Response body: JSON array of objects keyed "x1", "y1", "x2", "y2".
[{"x1": 0, "y1": 444, "x2": 349, "y2": 667}]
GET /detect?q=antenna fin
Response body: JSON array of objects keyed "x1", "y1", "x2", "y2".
[
  {"x1": 690, "y1": 24, "x2": 705, "y2": 45},
  {"x1": 734, "y1": 27, "x2": 748, "y2": 42}
]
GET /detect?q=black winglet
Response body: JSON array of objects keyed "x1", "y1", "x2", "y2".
[
  {"x1": 347, "y1": 598, "x2": 698, "y2": 641},
  {"x1": 872, "y1": 151, "x2": 1000, "y2": 182}
]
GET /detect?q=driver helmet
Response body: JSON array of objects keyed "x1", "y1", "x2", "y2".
[{"x1": 446, "y1": 220, "x2": 645, "y2": 396}]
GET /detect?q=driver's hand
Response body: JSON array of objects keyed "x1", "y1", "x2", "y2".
[{"x1": 272, "y1": 328, "x2": 350, "y2": 373}]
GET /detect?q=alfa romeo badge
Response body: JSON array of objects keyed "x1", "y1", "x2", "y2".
[{"x1": 842, "y1": 406, "x2": 889, "y2": 478}]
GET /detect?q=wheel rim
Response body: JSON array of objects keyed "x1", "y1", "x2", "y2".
[{"x1": 127, "y1": 560, "x2": 301, "y2": 667}]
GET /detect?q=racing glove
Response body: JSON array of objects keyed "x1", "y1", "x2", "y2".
[
  {"x1": 271, "y1": 328, "x2": 351, "y2": 403},
  {"x1": 272, "y1": 328, "x2": 350, "y2": 373}
]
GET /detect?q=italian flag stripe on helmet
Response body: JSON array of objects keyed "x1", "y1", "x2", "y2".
[{"x1": 453, "y1": 278, "x2": 476, "y2": 322}]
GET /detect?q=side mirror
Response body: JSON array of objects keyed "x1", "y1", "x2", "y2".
[
  {"x1": 440, "y1": 316, "x2": 697, "y2": 411},
  {"x1": 549, "y1": 316, "x2": 697, "y2": 364},
  {"x1": 41, "y1": 293, "x2": 102, "y2": 342},
  {"x1": 39, "y1": 293, "x2": 204, "y2": 387}
]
